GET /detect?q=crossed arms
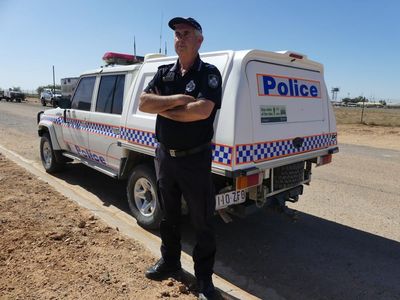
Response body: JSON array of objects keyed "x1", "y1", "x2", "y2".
[{"x1": 139, "y1": 92, "x2": 215, "y2": 122}]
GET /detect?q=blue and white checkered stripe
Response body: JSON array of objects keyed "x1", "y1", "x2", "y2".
[
  {"x1": 61, "y1": 118, "x2": 85, "y2": 130},
  {"x1": 237, "y1": 133, "x2": 337, "y2": 164},
  {"x1": 41, "y1": 115, "x2": 59, "y2": 123},
  {"x1": 45, "y1": 116, "x2": 119, "y2": 138},
  {"x1": 212, "y1": 144, "x2": 232, "y2": 165},
  {"x1": 86, "y1": 123, "x2": 119, "y2": 138},
  {"x1": 121, "y1": 128, "x2": 158, "y2": 148},
  {"x1": 236, "y1": 144, "x2": 254, "y2": 164}
]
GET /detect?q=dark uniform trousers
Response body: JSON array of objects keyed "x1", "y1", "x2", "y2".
[{"x1": 154, "y1": 145, "x2": 216, "y2": 280}]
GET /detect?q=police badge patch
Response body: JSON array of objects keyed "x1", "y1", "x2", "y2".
[
  {"x1": 208, "y1": 74, "x2": 219, "y2": 88},
  {"x1": 185, "y1": 80, "x2": 196, "y2": 93}
]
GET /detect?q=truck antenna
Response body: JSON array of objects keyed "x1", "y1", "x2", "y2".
[
  {"x1": 159, "y1": 12, "x2": 163, "y2": 54},
  {"x1": 134, "y1": 35, "x2": 137, "y2": 56}
]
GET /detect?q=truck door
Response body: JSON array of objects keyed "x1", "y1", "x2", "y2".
[
  {"x1": 245, "y1": 61, "x2": 328, "y2": 143},
  {"x1": 62, "y1": 76, "x2": 96, "y2": 158},
  {"x1": 87, "y1": 73, "x2": 126, "y2": 171}
]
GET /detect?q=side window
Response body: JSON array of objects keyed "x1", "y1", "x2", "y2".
[
  {"x1": 71, "y1": 76, "x2": 96, "y2": 111},
  {"x1": 96, "y1": 74, "x2": 125, "y2": 114}
]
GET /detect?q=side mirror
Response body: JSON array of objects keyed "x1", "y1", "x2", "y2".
[{"x1": 58, "y1": 97, "x2": 71, "y2": 109}]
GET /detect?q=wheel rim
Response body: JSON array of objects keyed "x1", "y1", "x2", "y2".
[
  {"x1": 134, "y1": 178, "x2": 156, "y2": 217},
  {"x1": 42, "y1": 140, "x2": 53, "y2": 168}
]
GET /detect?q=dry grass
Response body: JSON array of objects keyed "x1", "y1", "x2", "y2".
[{"x1": 334, "y1": 107, "x2": 400, "y2": 127}]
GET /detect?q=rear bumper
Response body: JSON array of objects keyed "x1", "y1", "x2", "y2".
[{"x1": 213, "y1": 146, "x2": 339, "y2": 177}]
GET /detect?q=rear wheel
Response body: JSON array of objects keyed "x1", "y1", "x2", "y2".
[
  {"x1": 41, "y1": 98, "x2": 46, "y2": 106},
  {"x1": 40, "y1": 133, "x2": 65, "y2": 173},
  {"x1": 127, "y1": 164, "x2": 162, "y2": 230}
]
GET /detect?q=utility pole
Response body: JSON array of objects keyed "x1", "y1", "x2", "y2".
[
  {"x1": 52, "y1": 65, "x2": 56, "y2": 92},
  {"x1": 360, "y1": 96, "x2": 366, "y2": 124}
]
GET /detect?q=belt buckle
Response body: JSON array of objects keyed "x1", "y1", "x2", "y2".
[{"x1": 169, "y1": 149, "x2": 177, "y2": 157}]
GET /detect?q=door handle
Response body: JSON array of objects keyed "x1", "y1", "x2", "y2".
[
  {"x1": 63, "y1": 109, "x2": 69, "y2": 123},
  {"x1": 112, "y1": 127, "x2": 121, "y2": 135}
]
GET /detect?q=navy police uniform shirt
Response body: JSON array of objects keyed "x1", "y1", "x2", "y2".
[{"x1": 144, "y1": 55, "x2": 222, "y2": 150}]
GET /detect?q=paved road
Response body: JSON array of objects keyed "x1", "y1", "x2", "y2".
[{"x1": 1, "y1": 100, "x2": 399, "y2": 299}]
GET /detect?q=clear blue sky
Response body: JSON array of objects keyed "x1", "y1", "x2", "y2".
[{"x1": 1, "y1": 0, "x2": 399, "y2": 102}]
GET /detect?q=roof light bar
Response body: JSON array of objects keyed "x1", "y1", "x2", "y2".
[
  {"x1": 102, "y1": 52, "x2": 144, "y2": 66},
  {"x1": 289, "y1": 53, "x2": 303, "y2": 60}
]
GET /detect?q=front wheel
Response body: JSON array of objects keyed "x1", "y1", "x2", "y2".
[
  {"x1": 40, "y1": 133, "x2": 65, "y2": 173},
  {"x1": 41, "y1": 98, "x2": 46, "y2": 106},
  {"x1": 127, "y1": 164, "x2": 162, "y2": 230}
]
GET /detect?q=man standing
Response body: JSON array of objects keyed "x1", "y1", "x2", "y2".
[{"x1": 139, "y1": 17, "x2": 222, "y2": 300}]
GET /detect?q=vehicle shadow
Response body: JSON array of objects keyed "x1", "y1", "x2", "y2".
[
  {"x1": 200, "y1": 212, "x2": 400, "y2": 300},
  {"x1": 52, "y1": 164, "x2": 400, "y2": 300}
]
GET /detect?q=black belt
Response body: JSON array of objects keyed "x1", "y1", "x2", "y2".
[{"x1": 159, "y1": 142, "x2": 211, "y2": 158}]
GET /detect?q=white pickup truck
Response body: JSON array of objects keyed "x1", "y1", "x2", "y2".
[
  {"x1": 37, "y1": 50, "x2": 338, "y2": 229},
  {"x1": 40, "y1": 88, "x2": 63, "y2": 107}
]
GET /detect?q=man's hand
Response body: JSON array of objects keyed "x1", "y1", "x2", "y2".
[{"x1": 139, "y1": 93, "x2": 195, "y2": 114}]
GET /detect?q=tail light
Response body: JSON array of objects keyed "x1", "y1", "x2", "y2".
[
  {"x1": 317, "y1": 154, "x2": 332, "y2": 166},
  {"x1": 236, "y1": 173, "x2": 263, "y2": 189}
]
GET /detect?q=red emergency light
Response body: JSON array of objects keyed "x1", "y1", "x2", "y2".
[
  {"x1": 102, "y1": 52, "x2": 144, "y2": 65},
  {"x1": 289, "y1": 53, "x2": 303, "y2": 60}
]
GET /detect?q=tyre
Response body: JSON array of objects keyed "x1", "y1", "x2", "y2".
[
  {"x1": 41, "y1": 98, "x2": 46, "y2": 106},
  {"x1": 51, "y1": 98, "x2": 57, "y2": 107},
  {"x1": 127, "y1": 164, "x2": 162, "y2": 230},
  {"x1": 40, "y1": 133, "x2": 65, "y2": 173}
]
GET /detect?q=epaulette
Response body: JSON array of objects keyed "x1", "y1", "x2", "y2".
[
  {"x1": 157, "y1": 63, "x2": 174, "y2": 70},
  {"x1": 203, "y1": 63, "x2": 216, "y2": 69}
]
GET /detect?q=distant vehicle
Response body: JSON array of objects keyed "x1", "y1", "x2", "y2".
[
  {"x1": 2, "y1": 89, "x2": 25, "y2": 102},
  {"x1": 40, "y1": 88, "x2": 62, "y2": 107},
  {"x1": 331, "y1": 101, "x2": 345, "y2": 107},
  {"x1": 345, "y1": 103, "x2": 358, "y2": 107}
]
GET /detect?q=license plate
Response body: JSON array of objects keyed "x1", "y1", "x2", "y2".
[{"x1": 215, "y1": 189, "x2": 247, "y2": 210}]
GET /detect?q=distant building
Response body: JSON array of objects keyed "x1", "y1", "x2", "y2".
[{"x1": 60, "y1": 77, "x2": 79, "y2": 99}]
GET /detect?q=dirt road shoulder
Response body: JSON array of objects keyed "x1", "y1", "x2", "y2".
[
  {"x1": 337, "y1": 124, "x2": 400, "y2": 151},
  {"x1": 0, "y1": 153, "x2": 197, "y2": 300}
]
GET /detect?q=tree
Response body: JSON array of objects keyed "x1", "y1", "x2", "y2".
[
  {"x1": 11, "y1": 86, "x2": 21, "y2": 91},
  {"x1": 343, "y1": 96, "x2": 369, "y2": 104},
  {"x1": 342, "y1": 97, "x2": 352, "y2": 104},
  {"x1": 355, "y1": 96, "x2": 368, "y2": 103}
]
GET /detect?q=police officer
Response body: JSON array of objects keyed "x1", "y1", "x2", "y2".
[{"x1": 139, "y1": 17, "x2": 222, "y2": 300}]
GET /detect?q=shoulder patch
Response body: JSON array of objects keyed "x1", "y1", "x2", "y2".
[{"x1": 208, "y1": 74, "x2": 219, "y2": 89}]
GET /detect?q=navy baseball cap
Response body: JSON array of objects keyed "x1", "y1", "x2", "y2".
[{"x1": 168, "y1": 17, "x2": 202, "y2": 33}]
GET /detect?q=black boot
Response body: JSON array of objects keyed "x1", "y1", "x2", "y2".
[
  {"x1": 197, "y1": 278, "x2": 217, "y2": 300},
  {"x1": 145, "y1": 258, "x2": 181, "y2": 280}
]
